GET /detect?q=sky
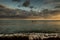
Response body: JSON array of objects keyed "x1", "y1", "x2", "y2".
[{"x1": 0, "y1": 0, "x2": 60, "y2": 11}]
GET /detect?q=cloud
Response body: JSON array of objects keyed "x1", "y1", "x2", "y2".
[
  {"x1": 0, "y1": 5, "x2": 29, "y2": 18},
  {"x1": 23, "y1": 0, "x2": 30, "y2": 7},
  {"x1": 0, "y1": 4, "x2": 60, "y2": 19},
  {"x1": 12, "y1": 0, "x2": 21, "y2": 2},
  {"x1": 55, "y1": 5, "x2": 60, "y2": 8},
  {"x1": 40, "y1": 9, "x2": 60, "y2": 18},
  {"x1": 0, "y1": 5, "x2": 6, "y2": 8},
  {"x1": 44, "y1": 0, "x2": 60, "y2": 4}
]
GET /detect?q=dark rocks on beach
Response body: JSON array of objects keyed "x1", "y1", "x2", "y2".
[{"x1": 0, "y1": 36, "x2": 60, "y2": 40}]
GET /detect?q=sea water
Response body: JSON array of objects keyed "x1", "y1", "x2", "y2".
[{"x1": 0, "y1": 20, "x2": 60, "y2": 33}]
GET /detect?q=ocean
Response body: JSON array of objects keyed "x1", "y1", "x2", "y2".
[{"x1": 0, "y1": 20, "x2": 60, "y2": 33}]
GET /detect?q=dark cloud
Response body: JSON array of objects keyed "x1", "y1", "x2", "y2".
[
  {"x1": 44, "y1": 0, "x2": 60, "y2": 4},
  {"x1": 12, "y1": 0, "x2": 21, "y2": 2},
  {"x1": 12, "y1": 0, "x2": 30, "y2": 7},
  {"x1": 23, "y1": 0, "x2": 30, "y2": 7},
  {"x1": 0, "y1": 5, "x2": 29, "y2": 18},
  {"x1": 40, "y1": 9, "x2": 60, "y2": 18},
  {"x1": 53, "y1": 0, "x2": 60, "y2": 2},
  {"x1": 0, "y1": 5, "x2": 6, "y2": 8},
  {"x1": 55, "y1": 5, "x2": 60, "y2": 8}
]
